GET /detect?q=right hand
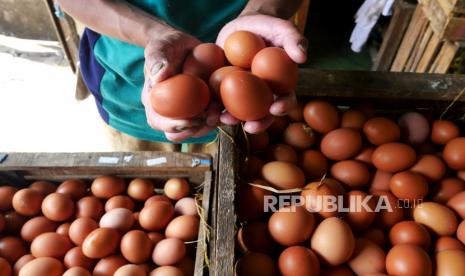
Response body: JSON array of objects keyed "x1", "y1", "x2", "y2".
[{"x1": 141, "y1": 30, "x2": 221, "y2": 142}]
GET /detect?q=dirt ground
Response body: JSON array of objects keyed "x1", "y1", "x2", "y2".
[{"x1": 0, "y1": 34, "x2": 112, "y2": 152}]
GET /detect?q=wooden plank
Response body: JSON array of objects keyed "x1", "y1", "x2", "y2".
[
  {"x1": 372, "y1": 0, "x2": 416, "y2": 71},
  {"x1": 416, "y1": 31, "x2": 442, "y2": 72},
  {"x1": 404, "y1": 18, "x2": 430, "y2": 71},
  {"x1": 291, "y1": 0, "x2": 310, "y2": 34},
  {"x1": 409, "y1": 26, "x2": 434, "y2": 71},
  {"x1": 445, "y1": 17, "x2": 465, "y2": 41},
  {"x1": 430, "y1": 40, "x2": 459, "y2": 73}
]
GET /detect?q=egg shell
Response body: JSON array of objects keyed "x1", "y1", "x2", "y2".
[
  {"x1": 152, "y1": 238, "x2": 186, "y2": 266},
  {"x1": 0, "y1": 186, "x2": 17, "y2": 211},
  {"x1": 3, "y1": 211, "x2": 27, "y2": 234},
  {"x1": 127, "y1": 178, "x2": 154, "y2": 201},
  {"x1": 265, "y1": 144, "x2": 298, "y2": 164},
  {"x1": 251, "y1": 47, "x2": 298, "y2": 95},
  {"x1": 359, "y1": 228, "x2": 388, "y2": 248},
  {"x1": 283, "y1": 123, "x2": 316, "y2": 150},
  {"x1": 150, "y1": 266, "x2": 184, "y2": 276},
  {"x1": 436, "y1": 249, "x2": 465, "y2": 276},
  {"x1": 433, "y1": 178, "x2": 465, "y2": 203},
  {"x1": 41, "y1": 192, "x2": 74, "y2": 221},
  {"x1": 64, "y1": 247, "x2": 95, "y2": 270},
  {"x1": 139, "y1": 201, "x2": 174, "y2": 231},
  {"x1": 435, "y1": 236, "x2": 465, "y2": 252},
  {"x1": 223, "y1": 31, "x2": 265, "y2": 68},
  {"x1": 330, "y1": 160, "x2": 370, "y2": 189},
  {"x1": 21, "y1": 216, "x2": 58, "y2": 242},
  {"x1": 69, "y1": 217, "x2": 99, "y2": 245},
  {"x1": 235, "y1": 252, "x2": 277, "y2": 276},
  {"x1": 410, "y1": 154, "x2": 446, "y2": 183},
  {"x1": 14, "y1": 254, "x2": 35, "y2": 275},
  {"x1": 12, "y1": 188, "x2": 43, "y2": 216},
  {"x1": 93, "y1": 255, "x2": 128, "y2": 276},
  {"x1": 320, "y1": 128, "x2": 363, "y2": 161},
  {"x1": 56, "y1": 179, "x2": 87, "y2": 200},
  {"x1": 431, "y1": 119, "x2": 460, "y2": 145},
  {"x1": 343, "y1": 190, "x2": 377, "y2": 230},
  {"x1": 147, "y1": 232, "x2": 165, "y2": 246},
  {"x1": 91, "y1": 176, "x2": 125, "y2": 199},
  {"x1": 144, "y1": 195, "x2": 172, "y2": 207},
  {"x1": 389, "y1": 221, "x2": 431, "y2": 250},
  {"x1": 76, "y1": 196, "x2": 104, "y2": 220},
  {"x1": 120, "y1": 230, "x2": 153, "y2": 264},
  {"x1": 183, "y1": 43, "x2": 225, "y2": 80},
  {"x1": 299, "y1": 150, "x2": 328, "y2": 180},
  {"x1": 371, "y1": 191, "x2": 405, "y2": 227},
  {"x1": 248, "y1": 132, "x2": 269, "y2": 152},
  {"x1": 348, "y1": 238, "x2": 386, "y2": 275},
  {"x1": 447, "y1": 191, "x2": 465, "y2": 219},
  {"x1": 236, "y1": 180, "x2": 272, "y2": 222},
  {"x1": 279, "y1": 246, "x2": 320, "y2": 276},
  {"x1": 398, "y1": 112, "x2": 430, "y2": 144},
  {"x1": 63, "y1": 267, "x2": 91, "y2": 276},
  {"x1": 56, "y1": 222, "x2": 71, "y2": 236},
  {"x1": 114, "y1": 264, "x2": 145, "y2": 276},
  {"x1": 372, "y1": 143, "x2": 417, "y2": 172},
  {"x1": 268, "y1": 206, "x2": 315, "y2": 246},
  {"x1": 0, "y1": 236, "x2": 27, "y2": 263},
  {"x1": 363, "y1": 117, "x2": 401, "y2": 145},
  {"x1": 457, "y1": 220, "x2": 465, "y2": 245},
  {"x1": 82, "y1": 228, "x2": 120, "y2": 259},
  {"x1": 0, "y1": 257, "x2": 11, "y2": 276},
  {"x1": 310, "y1": 217, "x2": 355, "y2": 266},
  {"x1": 341, "y1": 109, "x2": 367, "y2": 129},
  {"x1": 237, "y1": 221, "x2": 276, "y2": 254},
  {"x1": 18, "y1": 257, "x2": 64, "y2": 276},
  {"x1": 369, "y1": 170, "x2": 392, "y2": 193},
  {"x1": 165, "y1": 215, "x2": 199, "y2": 241},
  {"x1": 220, "y1": 71, "x2": 273, "y2": 121},
  {"x1": 303, "y1": 100, "x2": 340, "y2": 133},
  {"x1": 354, "y1": 145, "x2": 375, "y2": 165},
  {"x1": 29, "y1": 181, "x2": 56, "y2": 196},
  {"x1": 209, "y1": 66, "x2": 243, "y2": 99},
  {"x1": 385, "y1": 244, "x2": 432, "y2": 276},
  {"x1": 443, "y1": 137, "x2": 465, "y2": 170},
  {"x1": 0, "y1": 215, "x2": 4, "y2": 232},
  {"x1": 99, "y1": 208, "x2": 134, "y2": 232},
  {"x1": 164, "y1": 178, "x2": 190, "y2": 201},
  {"x1": 288, "y1": 102, "x2": 304, "y2": 122},
  {"x1": 31, "y1": 232, "x2": 72, "y2": 258},
  {"x1": 301, "y1": 180, "x2": 340, "y2": 218},
  {"x1": 413, "y1": 202, "x2": 458, "y2": 236},
  {"x1": 261, "y1": 161, "x2": 305, "y2": 190},
  {"x1": 390, "y1": 171, "x2": 428, "y2": 201},
  {"x1": 105, "y1": 195, "x2": 135, "y2": 211}
]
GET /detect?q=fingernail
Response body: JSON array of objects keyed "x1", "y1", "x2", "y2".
[
  {"x1": 150, "y1": 62, "x2": 164, "y2": 85},
  {"x1": 173, "y1": 126, "x2": 188, "y2": 132},
  {"x1": 298, "y1": 43, "x2": 307, "y2": 53}
]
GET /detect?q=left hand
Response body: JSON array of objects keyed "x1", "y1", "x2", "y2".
[{"x1": 216, "y1": 14, "x2": 307, "y2": 134}]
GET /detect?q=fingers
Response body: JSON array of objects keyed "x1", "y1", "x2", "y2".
[
  {"x1": 269, "y1": 93, "x2": 297, "y2": 116},
  {"x1": 243, "y1": 116, "x2": 275, "y2": 134},
  {"x1": 220, "y1": 112, "x2": 241, "y2": 125},
  {"x1": 283, "y1": 36, "x2": 308, "y2": 64},
  {"x1": 146, "y1": 107, "x2": 204, "y2": 133},
  {"x1": 165, "y1": 127, "x2": 201, "y2": 142}
]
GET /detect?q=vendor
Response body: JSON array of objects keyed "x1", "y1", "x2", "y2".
[{"x1": 56, "y1": 0, "x2": 307, "y2": 151}]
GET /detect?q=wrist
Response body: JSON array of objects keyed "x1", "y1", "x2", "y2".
[{"x1": 143, "y1": 21, "x2": 177, "y2": 47}]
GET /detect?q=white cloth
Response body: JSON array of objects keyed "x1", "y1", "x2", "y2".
[{"x1": 350, "y1": 0, "x2": 395, "y2": 53}]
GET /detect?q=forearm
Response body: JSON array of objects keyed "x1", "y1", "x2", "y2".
[
  {"x1": 57, "y1": 0, "x2": 173, "y2": 47},
  {"x1": 241, "y1": 0, "x2": 303, "y2": 19}
]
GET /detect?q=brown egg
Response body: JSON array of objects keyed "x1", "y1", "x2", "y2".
[
  {"x1": 457, "y1": 220, "x2": 465, "y2": 245},
  {"x1": 436, "y1": 249, "x2": 465, "y2": 276},
  {"x1": 127, "y1": 178, "x2": 154, "y2": 201},
  {"x1": 3, "y1": 211, "x2": 27, "y2": 234},
  {"x1": 0, "y1": 257, "x2": 11, "y2": 276},
  {"x1": 76, "y1": 196, "x2": 104, "y2": 220},
  {"x1": 372, "y1": 143, "x2": 417, "y2": 172},
  {"x1": 41, "y1": 193, "x2": 74, "y2": 221},
  {"x1": 410, "y1": 154, "x2": 446, "y2": 183},
  {"x1": 235, "y1": 252, "x2": 277, "y2": 276},
  {"x1": 363, "y1": 117, "x2": 400, "y2": 145},
  {"x1": 174, "y1": 197, "x2": 198, "y2": 216},
  {"x1": 371, "y1": 191, "x2": 404, "y2": 228},
  {"x1": 93, "y1": 255, "x2": 127, "y2": 276},
  {"x1": 144, "y1": 195, "x2": 171, "y2": 207},
  {"x1": 209, "y1": 66, "x2": 243, "y2": 99},
  {"x1": 262, "y1": 161, "x2": 305, "y2": 190},
  {"x1": 251, "y1": 47, "x2": 298, "y2": 95},
  {"x1": 288, "y1": 102, "x2": 304, "y2": 122},
  {"x1": 120, "y1": 230, "x2": 152, "y2": 264},
  {"x1": 183, "y1": 43, "x2": 225, "y2": 80},
  {"x1": 341, "y1": 109, "x2": 367, "y2": 130},
  {"x1": 241, "y1": 155, "x2": 264, "y2": 181},
  {"x1": 29, "y1": 181, "x2": 56, "y2": 196},
  {"x1": 31, "y1": 232, "x2": 72, "y2": 258},
  {"x1": 302, "y1": 180, "x2": 340, "y2": 218},
  {"x1": 105, "y1": 195, "x2": 135, "y2": 211},
  {"x1": 389, "y1": 221, "x2": 431, "y2": 249},
  {"x1": 0, "y1": 186, "x2": 17, "y2": 211},
  {"x1": 12, "y1": 188, "x2": 43, "y2": 216},
  {"x1": 139, "y1": 201, "x2": 174, "y2": 231},
  {"x1": 283, "y1": 123, "x2": 316, "y2": 149},
  {"x1": 224, "y1": 31, "x2": 265, "y2": 68},
  {"x1": 447, "y1": 191, "x2": 465, "y2": 219},
  {"x1": 150, "y1": 266, "x2": 184, "y2": 276},
  {"x1": 82, "y1": 228, "x2": 120, "y2": 259},
  {"x1": 354, "y1": 145, "x2": 375, "y2": 165},
  {"x1": 279, "y1": 246, "x2": 320, "y2": 276},
  {"x1": 398, "y1": 112, "x2": 430, "y2": 145},
  {"x1": 248, "y1": 132, "x2": 269, "y2": 152},
  {"x1": 321, "y1": 128, "x2": 363, "y2": 161},
  {"x1": 369, "y1": 170, "x2": 392, "y2": 193},
  {"x1": 99, "y1": 208, "x2": 134, "y2": 232},
  {"x1": 386, "y1": 245, "x2": 432, "y2": 276},
  {"x1": 311, "y1": 217, "x2": 355, "y2": 266},
  {"x1": 431, "y1": 119, "x2": 460, "y2": 145},
  {"x1": 57, "y1": 222, "x2": 71, "y2": 236},
  {"x1": 91, "y1": 176, "x2": 125, "y2": 199},
  {"x1": 147, "y1": 232, "x2": 165, "y2": 246},
  {"x1": 69, "y1": 217, "x2": 99, "y2": 245},
  {"x1": 164, "y1": 178, "x2": 190, "y2": 200},
  {"x1": 390, "y1": 171, "x2": 428, "y2": 201},
  {"x1": 435, "y1": 236, "x2": 465, "y2": 252},
  {"x1": 413, "y1": 202, "x2": 458, "y2": 236},
  {"x1": 237, "y1": 221, "x2": 276, "y2": 254},
  {"x1": 458, "y1": 170, "x2": 465, "y2": 181},
  {"x1": 444, "y1": 137, "x2": 465, "y2": 170},
  {"x1": 0, "y1": 214, "x2": 4, "y2": 232},
  {"x1": 359, "y1": 228, "x2": 388, "y2": 248},
  {"x1": 63, "y1": 267, "x2": 91, "y2": 276},
  {"x1": 319, "y1": 266, "x2": 354, "y2": 276},
  {"x1": 303, "y1": 100, "x2": 340, "y2": 133},
  {"x1": 330, "y1": 160, "x2": 370, "y2": 189},
  {"x1": 265, "y1": 144, "x2": 297, "y2": 163},
  {"x1": 152, "y1": 238, "x2": 186, "y2": 266},
  {"x1": 268, "y1": 116, "x2": 290, "y2": 135},
  {"x1": 236, "y1": 180, "x2": 272, "y2": 221},
  {"x1": 221, "y1": 71, "x2": 273, "y2": 121},
  {"x1": 0, "y1": 236, "x2": 27, "y2": 263},
  {"x1": 56, "y1": 179, "x2": 87, "y2": 200},
  {"x1": 433, "y1": 178, "x2": 465, "y2": 203},
  {"x1": 268, "y1": 206, "x2": 315, "y2": 246},
  {"x1": 176, "y1": 256, "x2": 195, "y2": 276},
  {"x1": 343, "y1": 190, "x2": 376, "y2": 230},
  {"x1": 64, "y1": 247, "x2": 95, "y2": 270},
  {"x1": 299, "y1": 150, "x2": 328, "y2": 180},
  {"x1": 14, "y1": 254, "x2": 35, "y2": 275},
  {"x1": 165, "y1": 215, "x2": 199, "y2": 241},
  {"x1": 114, "y1": 264, "x2": 145, "y2": 276},
  {"x1": 348, "y1": 238, "x2": 386, "y2": 275},
  {"x1": 18, "y1": 257, "x2": 64, "y2": 276},
  {"x1": 21, "y1": 216, "x2": 58, "y2": 242}
]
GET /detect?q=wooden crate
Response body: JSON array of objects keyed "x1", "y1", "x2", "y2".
[
  {"x1": 212, "y1": 69, "x2": 465, "y2": 276},
  {"x1": 419, "y1": 0, "x2": 465, "y2": 41},
  {"x1": 0, "y1": 151, "x2": 214, "y2": 276}
]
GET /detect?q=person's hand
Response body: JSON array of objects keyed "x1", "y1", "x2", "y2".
[
  {"x1": 216, "y1": 14, "x2": 307, "y2": 134},
  {"x1": 142, "y1": 30, "x2": 220, "y2": 142}
]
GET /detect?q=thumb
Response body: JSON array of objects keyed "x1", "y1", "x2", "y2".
[{"x1": 283, "y1": 35, "x2": 308, "y2": 64}]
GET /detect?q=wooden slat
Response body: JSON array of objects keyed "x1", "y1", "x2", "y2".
[
  {"x1": 430, "y1": 40, "x2": 459, "y2": 73},
  {"x1": 405, "y1": 18, "x2": 430, "y2": 71},
  {"x1": 291, "y1": 0, "x2": 310, "y2": 34},
  {"x1": 416, "y1": 32, "x2": 442, "y2": 72}
]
